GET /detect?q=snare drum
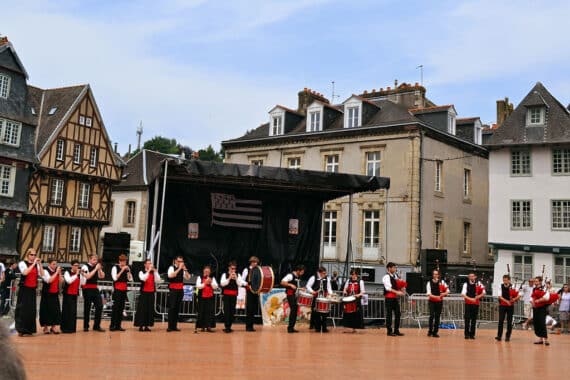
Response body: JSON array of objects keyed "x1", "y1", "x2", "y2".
[
  {"x1": 315, "y1": 297, "x2": 331, "y2": 313},
  {"x1": 249, "y1": 266, "x2": 274, "y2": 294},
  {"x1": 297, "y1": 291, "x2": 314, "y2": 307},
  {"x1": 342, "y1": 296, "x2": 358, "y2": 314}
]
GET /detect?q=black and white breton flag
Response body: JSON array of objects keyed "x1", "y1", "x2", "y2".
[{"x1": 210, "y1": 193, "x2": 263, "y2": 229}]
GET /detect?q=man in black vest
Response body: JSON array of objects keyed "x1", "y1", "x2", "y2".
[
  {"x1": 241, "y1": 256, "x2": 260, "y2": 332},
  {"x1": 220, "y1": 261, "x2": 244, "y2": 333},
  {"x1": 110, "y1": 254, "x2": 133, "y2": 331},
  {"x1": 426, "y1": 269, "x2": 449, "y2": 337},
  {"x1": 306, "y1": 267, "x2": 333, "y2": 333},
  {"x1": 496, "y1": 274, "x2": 520, "y2": 342},
  {"x1": 382, "y1": 262, "x2": 405, "y2": 336},
  {"x1": 461, "y1": 272, "x2": 486, "y2": 339},
  {"x1": 81, "y1": 254, "x2": 106, "y2": 332},
  {"x1": 166, "y1": 256, "x2": 191, "y2": 332},
  {"x1": 281, "y1": 265, "x2": 305, "y2": 333}
]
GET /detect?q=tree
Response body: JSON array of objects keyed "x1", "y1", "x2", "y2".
[
  {"x1": 198, "y1": 145, "x2": 223, "y2": 162},
  {"x1": 142, "y1": 136, "x2": 179, "y2": 154}
]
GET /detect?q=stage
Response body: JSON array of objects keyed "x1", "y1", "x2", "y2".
[{"x1": 11, "y1": 323, "x2": 568, "y2": 379}]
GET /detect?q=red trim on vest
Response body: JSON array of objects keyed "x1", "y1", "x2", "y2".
[
  {"x1": 82, "y1": 283, "x2": 98, "y2": 289},
  {"x1": 142, "y1": 273, "x2": 155, "y2": 293},
  {"x1": 499, "y1": 289, "x2": 519, "y2": 306},
  {"x1": 67, "y1": 275, "x2": 80, "y2": 295},
  {"x1": 48, "y1": 274, "x2": 60, "y2": 293},
  {"x1": 201, "y1": 278, "x2": 214, "y2": 298},
  {"x1": 23, "y1": 263, "x2": 38, "y2": 288},
  {"x1": 223, "y1": 289, "x2": 238, "y2": 296},
  {"x1": 169, "y1": 283, "x2": 183, "y2": 290},
  {"x1": 114, "y1": 282, "x2": 127, "y2": 291}
]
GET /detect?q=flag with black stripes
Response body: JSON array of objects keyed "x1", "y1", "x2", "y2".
[{"x1": 210, "y1": 193, "x2": 263, "y2": 229}]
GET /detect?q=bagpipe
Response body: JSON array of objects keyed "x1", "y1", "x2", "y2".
[
  {"x1": 428, "y1": 282, "x2": 449, "y2": 302},
  {"x1": 532, "y1": 265, "x2": 559, "y2": 308}
]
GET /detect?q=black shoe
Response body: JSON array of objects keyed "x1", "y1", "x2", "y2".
[
  {"x1": 533, "y1": 341, "x2": 544, "y2": 345},
  {"x1": 388, "y1": 332, "x2": 396, "y2": 336},
  {"x1": 321, "y1": 329, "x2": 329, "y2": 333},
  {"x1": 427, "y1": 331, "x2": 433, "y2": 337},
  {"x1": 465, "y1": 336, "x2": 470, "y2": 340},
  {"x1": 167, "y1": 328, "x2": 181, "y2": 332},
  {"x1": 144, "y1": 327, "x2": 151, "y2": 332},
  {"x1": 287, "y1": 329, "x2": 299, "y2": 333},
  {"x1": 469, "y1": 336, "x2": 475, "y2": 340},
  {"x1": 223, "y1": 328, "x2": 231, "y2": 333},
  {"x1": 495, "y1": 337, "x2": 501, "y2": 341},
  {"x1": 139, "y1": 327, "x2": 144, "y2": 332},
  {"x1": 246, "y1": 328, "x2": 256, "y2": 332},
  {"x1": 206, "y1": 328, "x2": 214, "y2": 333},
  {"x1": 394, "y1": 331, "x2": 404, "y2": 336},
  {"x1": 505, "y1": 337, "x2": 510, "y2": 342},
  {"x1": 544, "y1": 341, "x2": 550, "y2": 346},
  {"x1": 117, "y1": 327, "x2": 126, "y2": 332},
  {"x1": 83, "y1": 328, "x2": 89, "y2": 332},
  {"x1": 93, "y1": 327, "x2": 106, "y2": 332},
  {"x1": 432, "y1": 333, "x2": 440, "y2": 338}
]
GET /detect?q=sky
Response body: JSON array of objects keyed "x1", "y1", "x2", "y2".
[{"x1": 2, "y1": 0, "x2": 570, "y2": 154}]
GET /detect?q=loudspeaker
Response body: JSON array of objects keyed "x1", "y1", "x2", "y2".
[
  {"x1": 102, "y1": 248, "x2": 124, "y2": 263},
  {"x1": 103, "y1": 232, "x2": 130, "y2": 250},
  {"x1": 420, "y1": 249, "x2": 448, "y2": 277},
  {"x1": 405, "y1": 272, "x2": 424, "y2": 295}
]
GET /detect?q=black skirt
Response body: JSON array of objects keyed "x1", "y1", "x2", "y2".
[
  {"x1": 342, "y1": 301, "x2": 364, "y2": 329},
  {"x1": 15, "y1": 286, "x2": 37, "y2": 334},
  {"x1": 196, "y1": 297, "x2": 216, "y2": 329},
  {"x1": 134, "y1": 291, "x2": 156, "y2": 327},
  {"x1": 40, "y1": 292, "x2": 62, "y2": 326},
  {"x1": 61, "y1": 294, "x2": 78, "y2": 333}
]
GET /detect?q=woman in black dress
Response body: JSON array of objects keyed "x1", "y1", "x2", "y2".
[
  {"x1": 134, "y1": 259, "x2": 161, "y2": 331},
  {"x1": 342, "y1": 270, "x2": 365, "y2": 333}
]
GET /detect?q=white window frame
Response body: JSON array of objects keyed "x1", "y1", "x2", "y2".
[
  {"x1": 463, "y1": 168, "x2": 471, "y2": 199},
  {"x1": 323, "y1": 211, "x2": 337, "y2": 247},
  {"x1": 269, "y1": 110, "x2": 285, "y2": 136},
  {"x1": 288, "y1": 157, "x2": 301, "y2": 169},
  {"x1": 79, "y1": 116, "x2": 85, "y2": 126},
  {"x1": 527, "y1": 107, "x2": 545, "y2": 126},
  {"x1": 85, "y1": 117, "x2": 92, "y2": 127},
  {"x1": 552, "y1": 200, "x2": 570, "y2": 230},
  {"x1": 89, "y1": 147, "x2": 98, "y2": 167},
  {"x1": 474, "y1": 120, "x2": 483, "y2": 144},
  {"x1": 366, "y1": 151, "x2": 381, "y2": 177},
  {"x1": 0, "y1": 119, "x2": 21, "y2": 147},
  {"x1": 0, "y1": 164, "x2": 16, "y2": 197},
  {"x1": 513, "y1": 254, "x2": 533, "y2": 281},
  {"x1": 511, "y1": 200, "x2": 532, "y2": 230},
  {"x1": 448, "y1": 110, "x2": 456, "y2": 135},
  {"x1": 50, "y1": 178, "x2": 64, "y2": 206},
  {"x1": 78, "y1": 183, "x2": 90, "y2": 209},
  {"x1": 363, "y1": 210, "x2": 380, "y2": 253},
  {"x1": 511, "y1": 149, "x2": 531, "y2": 176},
  {"x1": 42, "y1": 225, "x2": 56, "y2": 252},
  {"x1": 73, "y1": 144, "x2": 81, "y2": 164},
  {"x1": 462, "y1": 222, "x2": 472, "y2": 256},
  {"x1": 56, "y1": 139, "x2": 65, "y2": 161},
  {"x1": 251, "y1": 159, "x2": 263, "y2": 166},
  {"x1": 552, "y1": 148, "x2": 570, "y2": 175},
  {"x1": 346, "y1": 106, "x2": 360, "y2": 128},
  {"x1": 0, "y1": 74, "x2": 11, "y2": 99},
  {"x1": 125, "y1": 201, "x2": 136, "y2": 226},
  {"x1": 306, "y1": 102, "x2": 323, "y2": 133},
  {"x1": 435, "y1": 161, "x2": 443, "y2": 192},
  {"x1": 554, "y1": 257, "x2": 570, "y2": 285},
  {"x1": 434, "y1": 220, "x2": 443, "y2": 249},
  {"x1": 325, "y1": 154, "x2": 339, "y2": 173},
  {"x1": 69, "y1": 227, "x2": 81, "y2": 253}
]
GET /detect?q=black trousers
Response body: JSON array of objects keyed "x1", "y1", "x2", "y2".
[
  {"x1": 245, "y1": 290, "x2": 259, "y2": 329},
  {"x1": 15, "y1": 286, "x2": 37, "y2": 334},
  {"x1": 497, "y1": 305, "x2": 514, "y2": 338},
  {"x1": 61, "y1": 294, "x2": 78, "y2": 333},
  {"x1": 287, "y1": 294, "x2": 298, "y2": 330},
  {"x1": 223, "y1": 295, "x2": 237, "y2": 329},
  {"x1": 167, "y1": 289, "x2": 183, "y2": 330},
  {"x1": 533, "y1": 305, "x2": 548, "y2": 339},
  {"x1": 110, "y1": 289, "x2": 127, "y2": 329},
  {"x1": 196, "y1": 297, "x2": 215, "y2": 329},
  {"x1": 0, "y1": 286, "x2": 10, "y2": 315},
  {"x1": 83, "y1": 288, "x2": 103, "y2": 330},
  {"x1": 428, "y1": 301, "x2": 443, "y2": 334},
  {"x1": 385, "y1": 298, "x2": 401, "y2": 333},
  {"x1": 464, "y1": 304, "x2": 479, "y2": 337}
]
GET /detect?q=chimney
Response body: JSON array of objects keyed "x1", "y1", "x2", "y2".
[
  {"x1": 114, "y1": 143, "x2": 118, "y2": 153},
  {"x1": 496, "y1": 97, "x2": 514, "y2": 126},
  {"x1": 297, "y1": 88, "x2": 330, "y2": 114}
]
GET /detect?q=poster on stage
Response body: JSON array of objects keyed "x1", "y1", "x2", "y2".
[
  {"x1": 260, "y1": 288, "x2": 311, "y2": 326},
  {"x1": 183, "y1": 285, "x2": 194, "y2": 301},
  {"x1": 288, "y1": 219, "x2": 299, "y2": 235},
  {"x1": 188, "y1": 223, "x2": 199, "y2": 239}
]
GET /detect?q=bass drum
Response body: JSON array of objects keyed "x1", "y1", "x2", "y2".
[{"x1": 249, "y1": 266, "x2": 274, "y2": 294}]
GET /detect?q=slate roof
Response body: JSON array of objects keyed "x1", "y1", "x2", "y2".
[
  {"x1": 116, "y1": 149, "x2": 171, "y2": 189},
  {"x1": 486, "y1": 82, "x2": 570, "y2": 146},
  {"x1": 0, "y1": 37, "x2": 29, "y2": 78}
]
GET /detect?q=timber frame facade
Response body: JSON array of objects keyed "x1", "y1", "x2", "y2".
[{"x1": 20, "y1": 84, "x2": 123, "y2": 262}]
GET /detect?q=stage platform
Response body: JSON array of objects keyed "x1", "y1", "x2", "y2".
[{"x1": 11, "y1": 322, "x2": 568, "y2": 379}]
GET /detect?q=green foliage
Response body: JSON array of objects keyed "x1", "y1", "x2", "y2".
[
  {"x1": 198, "y1": 145, "x2": 223, "y2": 162},
  {"x1": 143, "y1": 136, "x2": 179, "y2": 154}
]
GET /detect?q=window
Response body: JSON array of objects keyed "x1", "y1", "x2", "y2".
[
  {"x1": 0, "y1": 119, "x2": 21, "y2": 146},
  {"x1": 251, "y1": 159, "x2": 263, "y2": 166},
  {"x1": 69, "y1": 227, "x2": 81, "y2": 253},
  {"x1": 323, "y1": 211, "x2": 337, "y2": 246},
  {"x1": 270, "y1": 115, "x2": 283, "y2": 136},
  {"x1": 463, "y1": 169, "x2": 471, "y2": 199},
  {"x1": 513, "y1": 254, "x2": 533, "y2": 281},
  {"x1": 79, "y1": 116, "x2": 85, "y2": 126},
  {"x1": 474, "y1": 123, "x2": 483, "y2": 144},
  {"x1": 448, "y1": 113, "x2": 456, "y2": 135},
  {"x1": 347, "y1": 106, "x2": 360, "y2": 128},
  {"x1": 363, "y1": 211, "x2": 380, "y2": 248},
  {"x1": 434, "y1": 220, "x2": 443, "y2": 249},
  {"x1": 366, "y1": 151, "x2": 381, "y2": 177},
  {"x1": 288, "y1": 157, "x2": 301, "y2": 169},
  {"x1": 42, "y1": 225, "x2": 56, "y2": 252},
  {"x1": 527, "y1": 107, "x2": 544, "y2": 125},
  {"x1": 50, "y1": 178, "x2": 64, "y2": 206},
  {"x1": 78, "y1": 183, "x2": 90, "y2": 209},
  {"x1": 554, "y1": 257, "x2": 570, "y2": 285},
  {"x1": 511, "y1": 150, "x2": 531, "y2": 176},
  {"x1": 0, "y1": 164, "x2": 15, "y2": 197},
  {"x1": 0, "y1": 74, "x2": 10, "y2": 99},
  {"x1": 511, "y1": 200, "x2": 532, "y2": 230},
  {"x1": 85, "y1": 117, "x2": 92, "y2": 127},
  {"x1": 73, "y1": 144, "x2": 81, "y2": 164},
  {"x1": 552, "y1": 148, "x2": 570, "y2": 175},
  {"x1": 325, "y1": 154, "x2": 339, "y2": 173},
  {"x1": 309, "y1": 111, "x2": 321, "y2": 132},
  {"x1": 462, "y1": 222, "x2": 472, "y2": 256},
  {"x1": 56, "y1": 140, "x2": 65, "y2": 161},
  {"x1": 552, "y1": 200, "x2": 570, "y2": 230},
  {"x1": 48, "y1": 107, "x2": 57, "y2": 115},
  {"x1": 125, "y1": 201, "x2": 136, "y2": 226},
  {"x1": 435, "y1": 161, "x2": 442, "y2": 192},
  {"x1": 89, "y1": 147, "x2": 98, "y2": 167}
]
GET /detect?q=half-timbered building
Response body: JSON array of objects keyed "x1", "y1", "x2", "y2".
[{"x1": 20, "y1": 84, "x2": 123, "y2": 262}]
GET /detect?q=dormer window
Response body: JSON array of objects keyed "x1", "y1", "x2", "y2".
[
  {"x1": 48, "y1": 107, "x2": 58, "y2": 115},
  {"x1": 0, "y1": 74, "x2": 10, "y2": 99},
  {"x1": 271, "y1": 115, "x2": 282, "y2": 135},
  {"x1": 309, "y1": 111, "x2": 321, "y2": 132},
  {"x1": 527, "y1": 107, "x2": 545, "y2": 126},
  {"x1": 448, "y1": 111, "x2": 456, "y2": 135},
  {"x1": 474, "y1": 120, "x2": 483, "y2": 144},
  {"x1": 347, "y1": 106, "x2": 360, "y2": 128}
]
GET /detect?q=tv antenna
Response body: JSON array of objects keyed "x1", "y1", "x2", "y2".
[
  {"x1": 136, "y1": 121, "x2": 143, "y2": 150},
  {"x1": 331, "y1": 81, "x2": 341, "y2": 103}
]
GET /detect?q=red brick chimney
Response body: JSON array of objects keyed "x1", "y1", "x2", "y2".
[
  {"x1": 297, "y1": 88, "x2": 330, "y2": 114},
  {"x1": 496, "y1": 97, "x2": 514, "y2": 126}
]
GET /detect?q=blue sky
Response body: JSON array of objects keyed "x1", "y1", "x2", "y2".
[{"x1": 3, "y1": 0, "x2": 570, "y2": 153}]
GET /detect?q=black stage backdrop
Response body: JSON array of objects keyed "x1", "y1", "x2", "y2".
[{"x1": 159, "y1": 182, "x2": 324, "y2": 280}]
